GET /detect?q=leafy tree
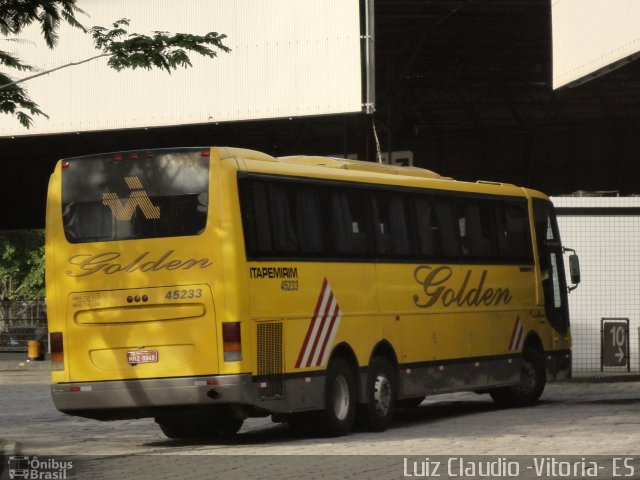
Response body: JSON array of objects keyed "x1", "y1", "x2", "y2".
[
  {"x1": 0, "y1": 0, "x2": 230, "y2": 127},
  {"x1": 0, "y1": 230, "x2": 45, "y2": 300}
]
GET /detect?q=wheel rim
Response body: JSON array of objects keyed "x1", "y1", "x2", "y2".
[
  {"x1": 373, "y1": 374, "x2": 392, "y2": 417},
  {"x1": 332, "y1": 375, "x2": 350, "y2": 421}
]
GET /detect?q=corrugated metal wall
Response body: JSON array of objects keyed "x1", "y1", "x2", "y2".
[
  {"x1": 552, "y1": 0, "x2": 640, "y2": 88},
  {"x1": 0, "y1": 0, "x2": 363, "y2": 136}
]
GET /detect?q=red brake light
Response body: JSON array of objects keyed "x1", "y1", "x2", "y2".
[
  {"x1": 61, "y1": 161, "x2": 70, "y2": 169},
  {"x1": 129, "y1": 153, "x2": 139, "y2": 160},
  {"x1": 113, "y1": 154, "x2": 123, "y2": 161},
  {"x1": 201, "y1": 150, "x2": 210, "y2": 157},
  {"x1": 50, "y1": 332, "x2": 64, "y2": 371},
  {"x1": 222, "y1": 322, "x2": 242, "y2": 362},
  {"x1": 50, "y1": 332, "x2": 63, "y2": 353}
]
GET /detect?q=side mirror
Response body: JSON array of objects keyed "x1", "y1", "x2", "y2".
[
  {"x1": 568, "y1": 254, "x2": 580, "y2": 286},
  {"x1": 563, "y1": 247, "x2": 580, "y2": 292}
]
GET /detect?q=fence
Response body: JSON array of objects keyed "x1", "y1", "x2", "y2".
[
  {"x1": 0, "y1": 299, "x2": 48, "y2": 352},
  {"x1": 570, "y1": 323, "x2": 638, "y2": 373},
  {"x1": 554, "y1": 195, "x2": 640, "y2": 375}
]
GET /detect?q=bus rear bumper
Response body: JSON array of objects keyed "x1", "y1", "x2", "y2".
[{"x1": 51, "y1": 374, "x2": 258, "y2": 420}]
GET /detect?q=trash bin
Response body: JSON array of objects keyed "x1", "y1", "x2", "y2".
[{"x1": 27, "y1": 339, "x2": 43, "y2": 361}]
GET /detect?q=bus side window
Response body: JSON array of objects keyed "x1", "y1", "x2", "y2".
[
  {"x1": 433, "y1": 197, "x2": 460, "y2": 258},
  {"x1": 326, "y1": 190, "x2": 353, "y2": 255},
  {"x1": 414, "y1": 197, "x2": 434, "y2": 256},
  {"x1": 463, "y1": 200, "x2": 497, "y2": 259},
  {"x1": 372, "y1": 193, "x2": 392, "y2": 255},
  {"x1": 241, "y1": 180, "x2": 272, "y2": 254},
  {"x1": 268, "y1": 183, "x2": 299, "y2": 253},
  {"x1": 496, "y1": 202, "x2": 531, "y2": 261},
  {"x1": 373, "y1": 193, "x2": 411, "y2": 257},
  {"x1": 296, "y1": 188, "x2": 324, "y2": 254},
  {"x1": 388, "y1": 195, "x2": 411, "y2": 256},
  {"x1": 345, "y1": 190, "x2": 374, "y2": 256},
  {"x1": 325, "y1": 188, "x2": 375, "y2": 258},
  {"x1": 414, "y1": 195, "x2": 453, "y2": 258}
]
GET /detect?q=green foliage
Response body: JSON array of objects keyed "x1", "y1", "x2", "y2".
[
  {"x1": 92, "y1": 19, "x2": 230, "y2": 73},
  {"x1": 0, "y1": 1, "x2": 229, "y2": 128},
  {"x1": 0, "y1": 0, "x2": 85, "y2": 126},
  {"x1": 0, "y1": 75, "x2": 48, "y2": 127},
  {"x1": 0, "y1": 230, "x2": 45, "y2": 300},
  {"x1": 0, "y1": 0, "x2": 86, "y2": 48}
]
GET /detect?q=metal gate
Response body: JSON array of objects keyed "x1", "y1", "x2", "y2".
[{"x1": 0, "y1": 300, "x2": 47, "y2": 352}]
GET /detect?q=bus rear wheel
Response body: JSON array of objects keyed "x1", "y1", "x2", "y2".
[
  {"x1": 356, "y1": 356, "x2": 396, "y2": 431},
  {"x1": 156, "y1": 415, "x2": 244, "y2": 439},
  {"x1": 490, "y1": 347, "x2": 546, "y2": 407}
]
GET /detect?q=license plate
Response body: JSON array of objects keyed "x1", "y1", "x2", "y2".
[{"x1": 126, "y1": 350, "x2": 158, "y2": 364}]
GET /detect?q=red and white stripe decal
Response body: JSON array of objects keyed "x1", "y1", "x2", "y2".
[
  {"x1": 295, "y1": 279, "x2": 342, "y2": 368},
  {"x1": 508, "y1": 316, "x2": 525, "y2": 351}
]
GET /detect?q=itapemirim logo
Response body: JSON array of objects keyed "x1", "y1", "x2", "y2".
[
  {"x1": 102, "y1": 176, "x2": 161, "y2": 221},
  {"x1": 8, "y1": 456, "x2": 73, "y2": 479}
]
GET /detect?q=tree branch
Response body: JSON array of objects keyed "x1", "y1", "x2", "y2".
[{"x1": 0, "y1": 52, "x2": 110, "y2": 90}]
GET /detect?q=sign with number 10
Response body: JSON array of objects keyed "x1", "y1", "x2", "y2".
[{"x1": 601, "y1": 318, "x2": 630, "y2": 370}]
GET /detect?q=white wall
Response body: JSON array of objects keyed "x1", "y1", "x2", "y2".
[
  {"x1": 0, "y1": 0, "x2": 364, "y2": 136},
  {"x1": 552, "y1": 0, "x2": 640, "y2": 89}
]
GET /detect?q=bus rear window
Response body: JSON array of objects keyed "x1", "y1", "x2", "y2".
[{"x1": 61, "y1": 148, "x2": 210, "y2": 243}]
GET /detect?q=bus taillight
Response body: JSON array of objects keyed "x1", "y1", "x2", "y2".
[
  {"x1": 50, "y1": 332, "x2": 64, "y2": 371},
  {"x1": 222, "y1": 322, "x2": 242, "y2": 362}
]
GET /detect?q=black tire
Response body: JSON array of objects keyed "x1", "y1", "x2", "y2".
[
  {"x1": 396, "y1": 396, "x2": 425, "y2": 409},
  {"x1": 490, "y1": 347, "x2": 546, "y2": 407},
  {"x1": 356, "y1": 356, "x2": 396, "y2": 432},
  {"x1": 317, "y1": 357, "x2": 357, "y2": 436},
  {"x1": 156, "y1": 415, "x2": 244, "y2": 439}
]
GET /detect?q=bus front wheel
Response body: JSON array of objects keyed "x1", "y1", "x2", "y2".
[{"x1": 490, "y1": 347, "x2": 546, "y2": 407}]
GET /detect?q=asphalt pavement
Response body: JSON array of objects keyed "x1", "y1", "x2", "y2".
[{"x1": 3, "y1": 353, "x2": 640, "y2": 479}]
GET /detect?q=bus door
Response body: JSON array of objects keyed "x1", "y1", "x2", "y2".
[{"x1": 532, "y1": 199, "x2": 570, "y2": 335}]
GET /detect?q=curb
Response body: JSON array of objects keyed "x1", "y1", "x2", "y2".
[
  {"x1": 0, "y1": 359, "x2": 51, "y2": 372},
  {"x1": 562, "y1": 374, "x2": 640, "y2": 383}
]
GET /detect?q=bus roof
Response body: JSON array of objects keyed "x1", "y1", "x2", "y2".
[
  {"x1": 276, "y1": 155, "x2": 446, "y2": 179},
  {"x1": 217, "y1": 147, "x2": 539, "y2": 197},
  {"x1": 218, "y1": 147, "x2": 444, "y2": 179},
  {"x1": 84, "y1": 146, "x2": 546, "y2": 201}
]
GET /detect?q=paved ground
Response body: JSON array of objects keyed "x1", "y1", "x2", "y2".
[{"x1": 1, "y1": 357, "x2": 640, "y2": 479}]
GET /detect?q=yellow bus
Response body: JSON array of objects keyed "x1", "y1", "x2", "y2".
[{"x1": 45, "y1": 146, "x2": 578, "y2": 438}]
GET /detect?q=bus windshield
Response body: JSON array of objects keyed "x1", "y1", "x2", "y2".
[{"x1": 61, "y1": 148, "x2": 210, "y2": 243}]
